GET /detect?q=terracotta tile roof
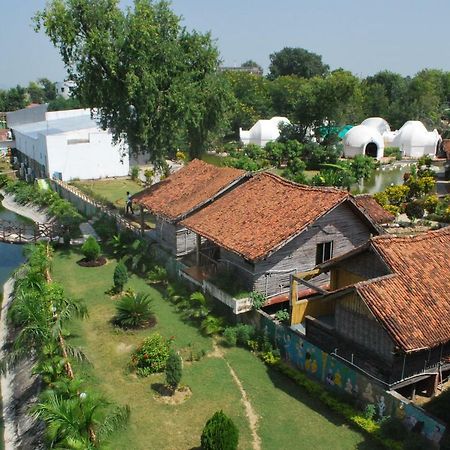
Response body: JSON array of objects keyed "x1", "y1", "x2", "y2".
[
  {"x1": 181, "y1": 172, "x2": 349, "y2": 261},
  {"x1": 355, "y1": 227, "x2": 450, "y2": 352},
  {"x1": 132, "y1": 159, "x2": 246, "y2": 221},
  {"x1": 354, "y1": 194, "x2": 395, "y2": 224}
]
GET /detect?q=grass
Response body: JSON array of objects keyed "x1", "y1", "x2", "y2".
[
  {"x1": 52, "y1": 248, "x2": 378, "y2": 450},
  {"x1": 71, "y1": 178, "x2": 142, "y2": 209}
]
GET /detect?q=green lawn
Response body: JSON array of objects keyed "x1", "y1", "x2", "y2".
[
  {"x1": 52, "y1": 248, "x2": 378, "y2": 450},
  {"x1": 71, "y1": 178, "x2": 142, "y2": 209}
]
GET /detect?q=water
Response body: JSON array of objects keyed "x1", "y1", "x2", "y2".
[
  {"x1": 0, "y1": 205, "x2": 33, "y2": 225},
  {"x1": 351, "y1": 163, "x2": 413, "y2": 194}
]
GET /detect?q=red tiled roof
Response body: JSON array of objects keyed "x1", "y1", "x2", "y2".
[
  {"x1": 182, "y1": 172, "x2": 349, "y2": 261},
  {"x1": 132, "y1": 159, "x2": 245, "y2": 221},
  {"x1": 354, "y1": 194, "x2": 395, "y2": 224},
  {"x1": 355, "y1": 227, "x2": 450, "y2": 352}
]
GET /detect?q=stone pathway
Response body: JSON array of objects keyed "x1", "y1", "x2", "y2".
[{"x1": 0, "y1": 191, "x2": 49, "y2": 224}]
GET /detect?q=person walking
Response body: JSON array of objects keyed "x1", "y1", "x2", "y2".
[{"x1": 126, "y1": 191, "x2": 134, "y2": 215}]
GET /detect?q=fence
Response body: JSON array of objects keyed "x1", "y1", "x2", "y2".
[
  {"x1": 50, "y1": 179, "x2": 141, "y2": 235},
  {"x1": 241, "y1": 309, "x2": 446, "y2": 446},
  {"x1": 0, "y1": 219, "x2": 60, "y2": 244}
]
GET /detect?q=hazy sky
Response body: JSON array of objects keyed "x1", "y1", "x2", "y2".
[{"x1": 3, "y1": 0, "x2": 450, "y2": 88}]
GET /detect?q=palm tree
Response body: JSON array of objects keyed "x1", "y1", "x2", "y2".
[
  {"x1": 114, "y1": 291, "x2": 154, "y2": 329},
  {"x1": 32, "y1": 391, "x2": 130, "y2": 448}
]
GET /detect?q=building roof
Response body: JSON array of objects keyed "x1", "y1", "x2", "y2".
[
  {"x1": 132, "y1": 159, "x2": 246, "y2": 222},
  {"x1": 354, "y1": 194, "x2": 395, "y2": 224},
  {"x1": 343, "y1": 124, "x2": 384, "y2": 150},
  {"x1": 182, "y1": 172, "x2": 350, "y2": 261},
  {"x1": 10, "y1": 109, "x2": 99, "y2": 139},
  {"x1": 355, "y1": 227, "x2": 450, "y2": 352}
]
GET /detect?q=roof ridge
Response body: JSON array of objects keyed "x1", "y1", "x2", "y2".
[
  {"x1": 259, "y1": 171, "x2": 349, "y2": 196},
  {"x1": 372, "y1": 226, "x2": 450, "y2": 245}
]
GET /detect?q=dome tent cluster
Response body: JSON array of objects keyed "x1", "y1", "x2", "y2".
[{"x1": 343, "y1": 117, "x2": 441, "y2": 160}]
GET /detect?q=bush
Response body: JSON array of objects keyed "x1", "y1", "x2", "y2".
[
  {"x1": 130, "y1": 165, "x2": 139, "y2": 181},
  {"x1": 165, "y1": 349, "x2": 182, "y2": 391},
  {"x1": 379, "y1": 417, "x2": 408, "y2": 441},
  {"x1": 274, "y1": 309, "x2": 290, "y2": 323},
  {"x1": 201, "y1": 410, "x2": 239, "y2": 450},
  {"x1": 249, "y1": 291, "x2": 266, "y2": 310},
  {"x1": 235, "y1": 323, "x2": 255, "y2": 345},
  {"x1": 81, "y1": 236, "x2": 101, "y2": 261},
  {"x1": 113, "y1": 260, "x2": 128, "y2": 293},
  {"x1": 423, "y1": 194, "x2": 439, "y2": 214},
  {"x1": 130, "y1": 333, "x2": 170, "y2": 376},
  {"x1": 223, "y1": 327, "x2": 238, "y2": 346},
  {"x1": 94, "y1": 215, "x2": 118, "y2": 241},
  {"x1": 114, "y1": 291, "x2": 154, "y2": 329},
  {"x1": 405, "y1": 201, "x2": 424, "y2": 221},
  {"x1": 147, "y1": 265, "x2": 167, "y2": 285},
  {"x1": 384, "y1": 146, "x2": 402, "y2": 160}
]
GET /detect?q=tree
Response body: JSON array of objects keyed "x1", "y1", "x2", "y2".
[
  {"x1": 114, "y1": 291, "x2": 154, "y2": 329},
  {"x1": 165, "y1": 349, "x2": 182, "y2": 392},
  {"x1": 35, "y1": 0, "x2": 226, "y2": 165},
  {"x1": 405, "y1": 201, "x2": 424, "y2": 222},
  {"x1": 201, "y1": 410, "x2": 239, "y2": 450},
  {"x1": 241, "y1": 59, "x2": 263, "y2": 73},
  {"x1": 81, "y1": 236, "x2": 101, "y2": 262},
  {"x1": 268, "y1": 47, "x2": 329, "y2": 80},
  {"x1": 113, "y1": 260, "x2": 128, "y2": 293}
]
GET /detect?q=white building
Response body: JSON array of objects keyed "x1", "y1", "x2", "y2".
[
  {"x1": 343, "y1": 124, "x2": 385, "y2": 160},
  {"x1": 343, "y1": 117, "x2": 441, "y2": 160},
  {"x1": 7, "y1": 106, "x2": 129, "y2": 182},
  {"x1": 239, "y1": 116, "x2": 290, "y2": 147},
  {"x1": 387, "y1": 121, "x2": 441, "y2": 158},
  {"x1": 55, "y1": 80, "x2": 77, "y2": 100}
]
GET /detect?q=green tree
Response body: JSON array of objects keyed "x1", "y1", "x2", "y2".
[
  {"x1": 27, "y1": 81, "x2": 45, "y2": 103},
  {"x1": 268, "y1": 47, "x2": 329, "y2": 79},
  {"x1": 81, "y1": 236, "x2": 101, "y2": 262},
  {"x1": 241, "y1": 59, "x2": 263, "y2": 73},
  {"x1": 35, "y1": 0, "x2": 225, "y2": 165},
  {"x1": 113, "y1": 260, "x2": 128, "y2": 293},
  {"x1": 165, "y1": 349, "x2": 182, "y2": 392},
  {"x1": 201, "y1": 410, "x2": 239, "y2": 450}
]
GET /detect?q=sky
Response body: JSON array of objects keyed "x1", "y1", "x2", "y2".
[{"x1": 2, "y1": 0, "x2": 450, "y2": 88}]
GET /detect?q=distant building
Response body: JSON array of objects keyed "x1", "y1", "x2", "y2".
[
  {"x1": 343, "y1": 117, "x2": 442, "y2": 160},
  {"x1": 240, "y1": 116, "x2": 290, "y2": 147},
  {"x1": 219, "y1": 66, "x2": 263, "y2": 76},
  {"x1": 7, "y1": 105, "x2": 129, "y2": 181},
  {"x1": 55, "y1": 80, "x2": 77, "y2": 100}
]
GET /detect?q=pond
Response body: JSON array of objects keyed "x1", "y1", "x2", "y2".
[
  {"x1": 351, "y1": 162, "x2": 413, "y2": 194},
  {"x1": 0, "y1": 204, "x2": 33, "y2": 225}
]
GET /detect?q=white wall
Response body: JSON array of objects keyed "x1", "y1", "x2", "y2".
[
  {"x1": 13, "y1": 131, "x2": 48, "y2": 171},
  {"x1": 46, "y1": 131, "x2": 129, "y2": 181}
]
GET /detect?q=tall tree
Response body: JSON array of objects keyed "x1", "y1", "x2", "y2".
[
  {"x1": 34, "y1": 0, "x2": 225, "y2": 165},
  {"x1": 268, "y1": 47, "x2": 329, "y2": 80}
]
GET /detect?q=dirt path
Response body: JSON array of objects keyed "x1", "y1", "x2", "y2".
[{"x1": 209, "y1": 341, "x2": 262, "y2": 450}]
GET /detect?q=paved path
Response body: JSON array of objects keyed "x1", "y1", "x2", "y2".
[
  {"x1": 0, "y1": 190, "x2": 48, "y2": 224},
  {"x1": 72, "y1": 222, "x2": 100, "y2": 245}
]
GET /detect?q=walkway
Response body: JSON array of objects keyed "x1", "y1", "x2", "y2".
[{"x1": 0, "y1": 191, "x2": 48, "y2": 224}]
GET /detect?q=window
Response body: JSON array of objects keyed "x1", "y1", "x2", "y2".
[{"x1": 316, "y1": 241, "x2": 333, "y2": 265}]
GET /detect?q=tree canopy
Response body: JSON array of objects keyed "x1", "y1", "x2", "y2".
[
  {"x1": 268, "y1": 47, "x2": 329, "y2": 79},
  {"x1": 34, "y1": 0, "x2": 230, "y2": 165}
]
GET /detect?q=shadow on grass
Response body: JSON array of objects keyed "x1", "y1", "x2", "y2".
[
  {"x1": 265, "y1": 365, "x2": 383, "y2": 450},
  {"x1": 150, "y1": 382, "x2": 172, "y2": 397}
]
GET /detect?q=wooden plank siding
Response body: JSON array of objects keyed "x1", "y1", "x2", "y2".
[
  {"x1": 154, "y1": 217, "x2": 197, "y2": 257},
  {"x1": 218, "y1": 201, "x2": 372, "y2": 298},
  {"x1": 291, "y1": 296, "x2": 336, "y2": 325},
  {"x1": 335, "y1": 292, "x2": 395, "y2": 362}
]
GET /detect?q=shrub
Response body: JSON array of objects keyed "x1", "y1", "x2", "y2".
[
  {"x1": 200, "y1": 315, "x2": 225, "y2": 336},
  {"x1": 130, "y1": 165, "x2": 139, "y2": 181},
  {"x1": 379, "y1": 417, "x2": 408, "y2": 441},
  {"x1": 130, "y1": 333, "x2": 170, "y2": 376},
  {"x1": 423, "y1": 194, "x2": 439, "y2": 214},
  {"x1": 223, "y1": 327, "x2": 238, "y2": 346},
  {"x1": 147, "y1": 265, "x2": 167, "y2": 285},
  {"x1": 94, "y1": 215, "x2": 118, "y2": 241},
  {"x1": 274, "y1": 309, "x2": 290, "y2": 323},
  {"x1": 235, "y1": 323, "x2": 255, "y2": 345},
  {"x1": 81, "y1": 236, "x2": 101, "y2": 261},
  {"x1": 384, "y1": 146, "x2": 402, "y2": 160},
  {"x1": 384, "y1": 184, "x2": 410, "y2": 206},
  {"x1": 113, "y1": 260, "x2": 128, "y2": 293},
  {"x1": 201, "y1": 410, "x2": 239, "y2": 450},
  {"x1": 250, "y1": 291, "x2": 266, "y2": 310},
  {"x1": 165, "y1": 349, "x2": 182, "y2": 391},
  {"x1": 405, "y1": 201, "x2": 424, "y2": 221},
  {"x1": 114, "y1": 291, "x2": 154, "y2": 329}
]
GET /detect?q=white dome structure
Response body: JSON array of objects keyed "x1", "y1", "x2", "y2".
[
  {"x1": 239, "y1": 116, "x2": 290, "y2": 147},
  {"x1": 391, "y1": 121, "x2": 441, "y2": 158},
  {"x1": 361, "y1": 117, "x2": 391, "y2": 135},
  {"x1": 343, "y1": 125, "x2": 384, "y2": 160}
]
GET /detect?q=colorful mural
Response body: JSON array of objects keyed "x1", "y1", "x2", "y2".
[{"x1": 250, "y1": 311, "x2": 446, "y2": 445}]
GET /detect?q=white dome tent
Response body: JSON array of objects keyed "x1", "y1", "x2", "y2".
[
  {"x1": 361, "y1": 117, "x2": 391, "y2": 135},
  {"x1": 343, "y1": 124, "x2": 384, "y2": 160},
  {"x1": 239, "y1": 116, "x2": 290, "y2": 147},
  {"x1": 391, "y1": 121, "x2": 441, "y2": 158}
]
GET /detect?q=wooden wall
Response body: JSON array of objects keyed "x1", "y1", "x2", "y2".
[
  {"x1": 335, "y1": 291, "x2": 395, "y2": 362},
  {"x1": 291, "y1": 296, "x2": 336, "y2": 325},
  {"x1": 330, "y1": 268, "x2": 365, "y2": 291},
  {"x1": 248, "y1": 201, "x2": 373, "y2": 297},
  {"x1": 175, "y1": 225, "x2": 197, "y2": 257}
]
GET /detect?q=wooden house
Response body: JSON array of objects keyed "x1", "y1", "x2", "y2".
[
  {"x1": 132, "y1": 159, "x2": 247, "y2": 257},
  {"x1": 181, "y1": 172, "x2": 383, "y2": 299},
  {"x1": 294, "y1": 227, "x2": 450, "y2": 395}
]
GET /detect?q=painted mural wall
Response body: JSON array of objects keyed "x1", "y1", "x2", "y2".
[{"x1": 243, "y1": 310, "x2": 446, "y2": 446}]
